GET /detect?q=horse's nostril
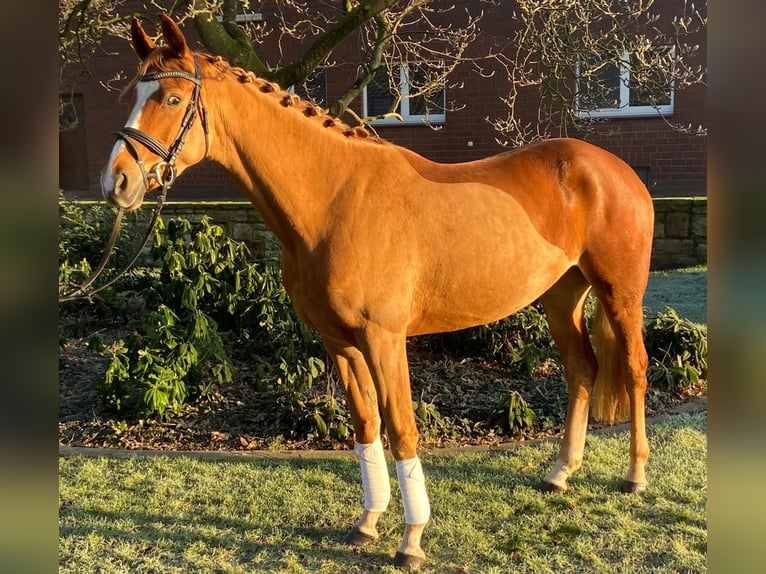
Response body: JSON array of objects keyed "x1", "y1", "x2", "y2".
[{"x1": 115, "y1": 171, "x2": 128, "y2": 193}]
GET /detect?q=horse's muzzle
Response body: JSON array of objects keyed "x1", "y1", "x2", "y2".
[{"x1": 101, "y1": 166, "x2": 146, "y2": 210}]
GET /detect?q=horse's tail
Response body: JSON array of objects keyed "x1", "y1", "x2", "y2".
[{"x1": 590, "y1": 300, "x2": 631, "y2": 423}]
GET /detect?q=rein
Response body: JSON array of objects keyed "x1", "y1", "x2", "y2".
[{"x1": 59, "y1": 56, "x2": 208, "y2": 303}]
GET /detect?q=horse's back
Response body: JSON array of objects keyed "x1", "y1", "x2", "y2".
[
  {"x1": 391, "y1": 138, "x2": 654, "y2": 335},
  {"x1": 406, "y1": 138, "x2": 652, "y2": 256},
  {"x1": 404, "y1": 136, "x2": 648, "y2": 201}
]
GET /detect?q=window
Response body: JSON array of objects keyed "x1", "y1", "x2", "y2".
[
  {"x1": 290, "y1": 68, "x2": 327, "y2": 108},
  {"x1": 363, "y1": 63, "x2": 446, "y2": 125},
  {"x1": 59, "y1": 93, "x2": 88, "y2": 191},
  {"x1": 577, "y1": 52, "x2": 674, "y2": 118},
  {"x1": 215, "y1": 12, "x2": 263, "y2": 24},
  {"x1": 632, "y1": 166, "x2": 650, "y2": 188}
]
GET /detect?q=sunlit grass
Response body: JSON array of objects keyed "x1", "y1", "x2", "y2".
[
  {"x1": 644, "y1": 265, "x2": 707, "y2": 325},
  {"x1": 60, "y1": 413, "x2": 706, "y2": 573}
]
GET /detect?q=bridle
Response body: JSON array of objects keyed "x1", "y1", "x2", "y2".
[
  {"x1": 59, "y1": 56, "x2": 209, "y2": 303},
  {"x1": 117, "y1": 56, "x2": 209, "y2": 192}
]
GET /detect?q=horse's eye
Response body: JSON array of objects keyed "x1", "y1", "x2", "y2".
[{"x1": 167, "y1": 95, "x2": 182, "y2": 106}]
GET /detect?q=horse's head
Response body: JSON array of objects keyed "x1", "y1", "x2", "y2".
[{"x1": 101, "y1": 15, "x2": 208, "y2": 210}]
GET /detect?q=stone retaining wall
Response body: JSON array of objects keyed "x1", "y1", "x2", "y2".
[
  {"x1": 67, "y1": 198, "x2": 707, "y2": 270},
  {"x1": 158, "y1": 202, "x2": 280, "y2": 259},
  {"x1": 651, "y1": 197, "x2": 707, "y2": 269}
]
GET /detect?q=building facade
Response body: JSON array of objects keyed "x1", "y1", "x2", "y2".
[{"x1": 59, "y1": 1, "x2": 707, "y2": 200}]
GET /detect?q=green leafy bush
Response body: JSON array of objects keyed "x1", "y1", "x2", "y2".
[
  {"x1": 150, "y1": 216, "x2": 326, "y2": 395},
  {"x1": 413, "y1": 399, "x2": 478, "y2": 441},
  {"x1": 425, "y1": 302, "x2": 553, "y2": 377},
  {"x1": 99, "y1": 305, "x2": 233, "y2": 419},
  {"x1": 645, "y1": 307, "x2": 707, "y2": 392},
  {"x1": 58, "y1": 194, "x2": 154, "y2": 296},
  {"x1": 259, "y1": 391, "x2": 352, "y2": 441},
  {"x1": 150, "y1": 216, "x2": 258, "y2": 324},
  {"x1": 488, "y1": 390, "x2": 536, "y2": 436},
  {"x1": 90, "y1": 215, "x2": 326, "y2": 422},
  {"x1": 58, "y1": 195, "x2": 114, "y2": 285}
]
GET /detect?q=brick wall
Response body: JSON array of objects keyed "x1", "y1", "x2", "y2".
[
  {"x1": 360, "y1": 2, "x2": 707, "y2": 198},
  {"x1": 61, "y1": 1, "x2": 706, "y2": 200},
  {"x1": 582, "y1": 84, "x2": 708, "y2": 197}
]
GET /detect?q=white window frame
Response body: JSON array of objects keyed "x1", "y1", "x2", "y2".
[
  {"x1": 215, "y1": 12, "x2": 263, "y2": 24},
  {"x1": 576, "y1": 53, "x2": 674, "y2": 119},
  {"x1": 363, "y1": 63, "x2": 446, "y2": 126}
]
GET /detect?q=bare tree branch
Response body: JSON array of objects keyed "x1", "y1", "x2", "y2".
[
  {"x1": 275, "y1": 0, "x2": 398, "y2": 88},
  {"x1": 490, "y1": 0, "x2": 707, "y2": 145},
  {"x1": 329, "y1": 12, "x2": 392, "y2": 119},
  {"x1": 59, "y1": 0, "x2": 707, "y2": 139}
]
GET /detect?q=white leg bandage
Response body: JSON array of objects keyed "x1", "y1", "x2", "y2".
[
  {"x1": 396, "y1": 457, "x2": 431, "y2": 525},
  {"x1": 355, "y1": 438, "x2": 391, "y2": 512}
]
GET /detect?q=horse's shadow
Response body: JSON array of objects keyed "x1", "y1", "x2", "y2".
[
  {"x1": 60, "y1": 453, "x2": 553, "y2": 571},
  {"x1": 60, "y1": 503, "x2": 394, "y2": 571},
  {"x1": 60, "y1": 457, "x2": 399, "y2": 571}
]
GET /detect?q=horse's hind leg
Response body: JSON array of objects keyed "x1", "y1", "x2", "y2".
[
  {"x1": 325, "y1": 341, "x2": 390, "y2": 545},
  {"x1": 540, "y1": 267, "x2": 598, "y2": 492},
  {"x1": 582, "y1": 253, "x2": 651, "y2": 493},
  {"x1": 589, "y1": 288, "x2": 650, "y2": 493}
]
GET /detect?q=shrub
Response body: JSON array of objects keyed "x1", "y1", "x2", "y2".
[
  {"x1": 413, "y1": 399, "x2": 478, "y2": 441},
  {"x1": 58, "y1": 195, "x2": 114, "y2": 281},
  {"x1": 91, "y1": 215, "x2": 327, "y2": 422},
  {"x1": 99, "y1": 305, "x2": 233, "y2": 419},
  {"x1": 149, "y1": 216, "x2": 258, "y2": 324},
  {"x1": 58, "y1": 194, "x2": 154, "y2": 298},
  {"x1": 425, "y1": 302, "x2": 553, "y2": 377},
  {"x1": 150, "y1": 217, "x2": 326, "y2": 395},
  {"x1": 645, "y1": 307, "x2": 707, "y2": 392},
  {"x1": 252, "y1": 388, "x2": 352, "y2": 441},
  {"x1": 487, "y1": 390, "x2": 536, "y2": 436}
]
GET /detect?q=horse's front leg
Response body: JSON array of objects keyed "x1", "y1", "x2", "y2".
[
  {"x1": 325, "y1": 342, "x2": 390, "y2": 545},
  {"x1": 358, "y1": 325, "x2": 430, "y2": 571}
]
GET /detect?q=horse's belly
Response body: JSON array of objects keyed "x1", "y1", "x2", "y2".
[{"x1": 407, "y1": 211, "x2": 574, "y2": 336}]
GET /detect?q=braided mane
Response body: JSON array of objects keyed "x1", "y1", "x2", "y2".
[{"x1": 203, "y1": 53, "x2": 376, "y2": 141}]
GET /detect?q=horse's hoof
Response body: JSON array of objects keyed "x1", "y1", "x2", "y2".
[
  {"x1": 621, "y1": 480, "x2": 648, "y2": 494},
  {"x1": 342, "y1": 526, "x2": 377, "y2": 546},
  {"x1": 540, "y1": 480, "x2": 567, "y2": 494},
  {"x1": 394, "y1": 551, "x2": 425, "y2": 571}
]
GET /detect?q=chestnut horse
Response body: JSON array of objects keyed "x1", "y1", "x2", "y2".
[{"x1": 101, "y1": 15, "x2": 654, "y2": 570}]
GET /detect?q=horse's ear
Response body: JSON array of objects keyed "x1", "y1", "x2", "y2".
[
  {"x1": 158, "y1": 13, "x2": 190, "y2": 58},
  {"x1": 130, "y1": 18, "x2": 156, "y2": 61}
]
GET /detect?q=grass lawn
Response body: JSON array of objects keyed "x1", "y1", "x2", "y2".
[
  {"x1": 644, "y1": 266, "x2": 707, "y2": 325},
  {"x1": 59, "y1": 412, "x2": 706, "y2": 573}
]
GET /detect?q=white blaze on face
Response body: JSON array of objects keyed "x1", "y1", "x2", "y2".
[{"x1": 100, "y1": 80, "x2": 160, "y2": 196}]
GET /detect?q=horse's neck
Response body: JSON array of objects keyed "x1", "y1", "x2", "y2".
[{"x1": 204, "y1": 72, "x2": 367, "y2": 252}]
